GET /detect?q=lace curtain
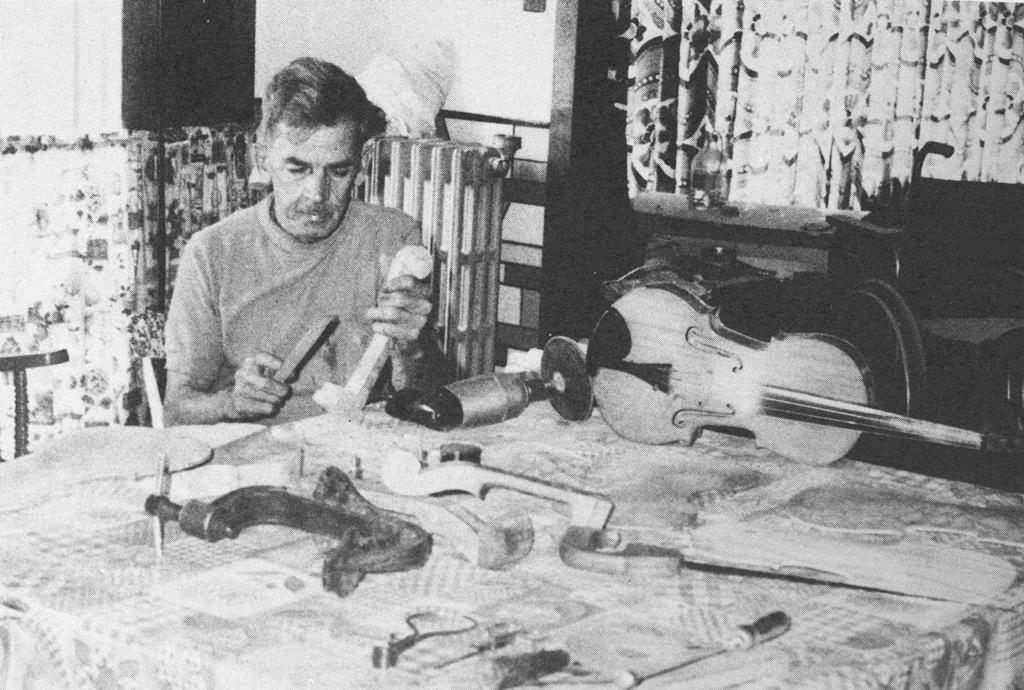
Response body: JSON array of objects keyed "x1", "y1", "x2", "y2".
[
  {"x1": 0, "y1": 141, "x2": 134, "y2": 455},
  {"x1": 0, "y1": 128, "x2": 254, "y2": 453},
  {"x1": 626, "y1": 0, "x2": 1024, "y2": 210}
]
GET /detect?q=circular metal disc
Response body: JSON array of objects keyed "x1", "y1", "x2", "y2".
[{"x1": 541, "y1": 336, "x2": 594, "y2": 421}]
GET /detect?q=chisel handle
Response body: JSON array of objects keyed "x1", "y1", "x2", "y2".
[{"x1": 614, "y1": 611, "x2": 791, "y2": 688}]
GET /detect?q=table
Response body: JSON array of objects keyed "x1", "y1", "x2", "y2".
[{"x1": 4, "y1": 404, "x2": 1024, "y2": 688}]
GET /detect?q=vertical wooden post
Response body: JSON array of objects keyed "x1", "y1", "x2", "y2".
[
  {"x1": 540, "y1": 0, "x2": 641, "y2": 343},
  {"x1": 155, "y1": 128, "x2": 167, "y2": 310},
  {"x1": 13, "y1": 369, "x2": 28, "y2": 458}
]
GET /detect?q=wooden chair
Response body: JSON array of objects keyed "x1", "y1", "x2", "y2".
[{"x1": 0, "y1": 349, "x2": 69, "y2": 459}]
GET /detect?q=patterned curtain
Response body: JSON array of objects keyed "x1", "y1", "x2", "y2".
[
  {"x1": 128, "y1": 126, "x2": 261, "y2": 317},
  {"x1": 919, "y1": 2, "x2": 1024, "y2": 182},
  {"x1": 0, "y1": 126, "x2": 257, "y2": 453},
  {"x1": 0, "y1": 139, "x2": 134, "y2": 455},
  {"x1": 626, "y1": 0, "x2": 1024, "y2": 211},
  {"x1": 123, "y1": 126, "x2": 260, "y2": 424}
]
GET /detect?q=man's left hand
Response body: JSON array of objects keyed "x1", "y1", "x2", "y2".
[{"x1": 366, "y1": 274, "x2": 433, "y2": 351}]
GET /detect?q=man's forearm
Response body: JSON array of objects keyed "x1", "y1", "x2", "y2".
[{"x1": 164, "y1": 385, "x2": 237, "y2": 426}]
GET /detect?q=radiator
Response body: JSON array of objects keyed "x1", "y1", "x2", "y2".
[{"x1": 359, "y1": 136, "x2": 506, "y2": 379}]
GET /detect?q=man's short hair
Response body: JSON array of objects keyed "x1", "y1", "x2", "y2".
[{"x1": 259, "y1": 57, "x2": 387, "y2": 144}]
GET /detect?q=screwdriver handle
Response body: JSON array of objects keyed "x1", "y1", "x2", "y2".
[
  {"x1": 726, "y1": 611, "x2": 791, "y2": 650},
  {"x1": 614, "y1": 611, "x2": 792, "y2": 689}
]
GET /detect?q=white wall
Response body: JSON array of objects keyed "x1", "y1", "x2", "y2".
[
  {"x1": 0, "y1": 0, "x2": 122, "y2": 137},
  {"x1": 255, "y1": 0, "x2": 556, "y2": 123}
]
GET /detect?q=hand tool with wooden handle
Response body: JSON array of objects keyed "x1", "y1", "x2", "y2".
[
  {"x1": 274, "y1": 315, "x2": 340, "y2": 384},
  {"x1": 614, "y1": 611, "x2": 791, "y2": 688},
  {"x1": 380, "y1": 449, "x2": 613, "y2": 529},
  {"x1": 337, "y1": 245, "x2": 434, "y2": 411}
]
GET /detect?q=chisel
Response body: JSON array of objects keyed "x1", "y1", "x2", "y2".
[
  {"x1": 274, "y1": 315, "x2": 340, "y2": 384},
  {"x1": 613, "y1": 610, "x2": 791, "y2": 688}
]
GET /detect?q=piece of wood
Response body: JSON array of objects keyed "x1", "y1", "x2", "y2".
[
  {"x1": 274, "y1": 315, "x2": 340, "y2": 384},
  {"x1": 142, "y1": 356, "x2": 165, "y2": 429},
  {"x1": 1, "y1": 427, "x2": 212, "y2": 513},
  {"x1": 169, "y1": 460, "x2": 300, "y2": 501},
  {"x1": 336, "y1": 245, "x2": 433, "y2": 412},
  {"x1": 22, "y1": 426, "x2": 211, "y2": 476},
  {"x1": 365, "y1": 489, "x2": 534, "y2": 569},
  {"x1": 687, "y1": 519, "x2": 1017, "y2": 606},
  {"x1": 380, "y1": 449, "x2": 613, "y2": 529}
]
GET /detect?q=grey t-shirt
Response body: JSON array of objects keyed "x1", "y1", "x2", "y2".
[{"x1": 165, "y1": 197, "x2": 421, "y2": 423}]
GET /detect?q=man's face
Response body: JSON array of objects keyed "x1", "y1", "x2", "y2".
[{"x1": 262, "y1": 121, "x2": 362, "y2": 243}]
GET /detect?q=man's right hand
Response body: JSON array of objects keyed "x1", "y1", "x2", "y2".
[{"x1": 226, "y1": 352, "x2": 291, "y2": 420}]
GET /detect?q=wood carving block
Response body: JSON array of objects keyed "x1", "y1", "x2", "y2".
[{"x1": 338, "y1": 245, "x2": 433, "y2": 412}]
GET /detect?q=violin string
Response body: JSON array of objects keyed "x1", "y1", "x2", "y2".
[
  {"x1": 760, "y1": 395, "x2": 951, "y2": 436},
  {"x1": 758, "y1": 394, "x2": 984, "y2": 449},
  {"x1": 760, "y1": 401, "x2": 920, "y2": 440},
  {"x1": 760, "y1": 402, "x2": 979, "y2": 447}
]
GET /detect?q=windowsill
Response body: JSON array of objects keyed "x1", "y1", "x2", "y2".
[{"x1": 632, "y1": 191, "x2": 863, "y2": 249}]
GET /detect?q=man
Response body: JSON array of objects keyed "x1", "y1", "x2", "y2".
[{"x1": 164, "y1": 57, "x2": 450, "y2": 425}]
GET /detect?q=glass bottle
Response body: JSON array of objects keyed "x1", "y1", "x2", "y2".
[{"x1": 689, "y1": 130, "x2": 728, "y2": 210}]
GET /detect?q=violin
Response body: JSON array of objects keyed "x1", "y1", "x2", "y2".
[{"x1": 587, "y1": 281, "x2": 1020, "y2": 465}]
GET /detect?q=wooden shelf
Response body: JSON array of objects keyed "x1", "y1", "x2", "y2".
[{"x1": 633, "y1": 192, "x2": 841, "y2": 249}]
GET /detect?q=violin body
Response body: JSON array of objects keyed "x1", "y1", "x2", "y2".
[{"x1": 588, "y1": 284, "x2": 874, "y2": 465}]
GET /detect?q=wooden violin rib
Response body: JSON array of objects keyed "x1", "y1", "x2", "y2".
[{"x1": 380, "y1": 449, "x2": 613, "y2": 529}]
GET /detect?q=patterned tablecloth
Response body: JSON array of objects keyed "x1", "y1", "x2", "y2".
[{"x1": 3, "y1": 404, "x2": 1024, "y2": 689}]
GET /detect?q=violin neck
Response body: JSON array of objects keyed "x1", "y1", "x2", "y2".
[{"x1": 758, "y1": 385, "x2": 994, "y2": 452}]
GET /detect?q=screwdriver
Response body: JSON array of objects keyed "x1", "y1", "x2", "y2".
[{"x1": 613, "y1": 610, "x2": 791, "y2": 689}]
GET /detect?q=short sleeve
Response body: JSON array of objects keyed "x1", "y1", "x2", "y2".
[{"x1": 164, "y1": 237, "x2": 226, "y2": 390}]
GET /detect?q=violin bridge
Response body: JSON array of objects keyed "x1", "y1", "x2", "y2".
[{"x1": 670, "y1": 332, "x2": 745, "y2": 418}]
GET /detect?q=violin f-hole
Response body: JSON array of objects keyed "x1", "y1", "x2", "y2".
[
  {"x1": 671, "y1": 404, "x2": 735, "y2": 427},
  {"x1": 685, "y1": 327, "x2": 743, "y2": 372}
]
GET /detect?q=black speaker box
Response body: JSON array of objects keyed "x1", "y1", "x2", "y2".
[{"x1": 122, "y1": 0, "x2": 257, "y2": 130}]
